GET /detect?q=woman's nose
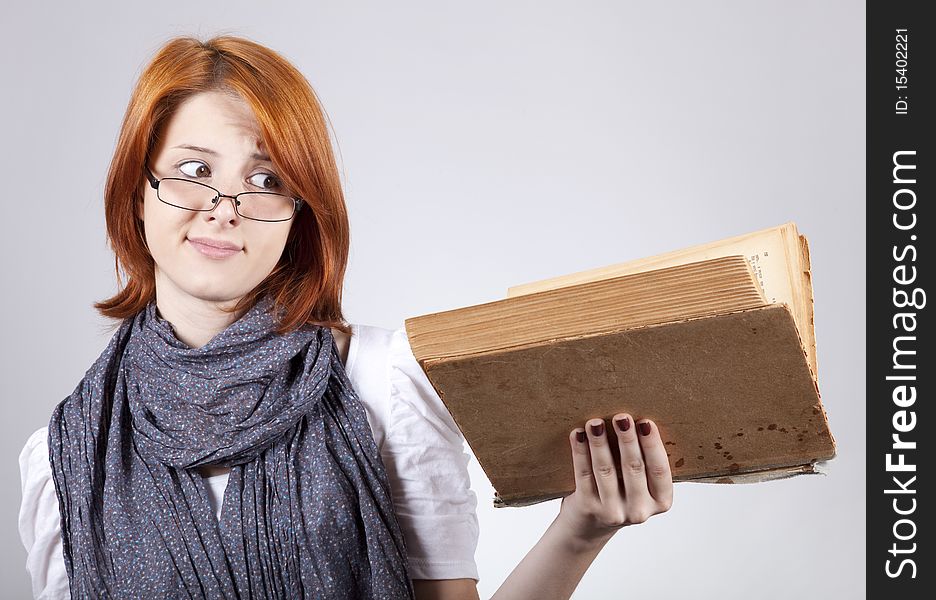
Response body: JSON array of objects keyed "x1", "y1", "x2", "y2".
[{"x1": 205, "y1": 193, "x2": 241, "y2": 223}]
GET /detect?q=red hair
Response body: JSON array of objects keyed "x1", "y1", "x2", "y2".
[{"x1": 94, "y1": 34, "x2": 351, "y2": 336}]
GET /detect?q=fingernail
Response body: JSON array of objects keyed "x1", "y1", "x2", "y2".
[
  {"x1": 638, "y1": 421, "x2": 651, "y2": 436},
  {"x1": 576, "y1": 430, "x2": 587, "y2": 443},
  {"x1": 589, "y1": 421, "x2": 605, "y2": 437},
  {"x1": 615, "y1": 417, "x2": 630, "y2": 432}
]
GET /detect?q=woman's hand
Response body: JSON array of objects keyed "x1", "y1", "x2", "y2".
[
  {"x1": 556, "y1": 414, "x2": 674, "y2": 548},
  {"x1": 486, "y1": 415, "x2": 673, "y2": 599}
]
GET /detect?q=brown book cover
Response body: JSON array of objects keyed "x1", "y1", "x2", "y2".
[{"x1": 404, "y1": 223, "x2": 836, "y2": 507}]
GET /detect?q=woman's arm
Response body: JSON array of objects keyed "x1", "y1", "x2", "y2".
[{"x1": 414, "y1": 412, "x2": 673, "y2": 600}]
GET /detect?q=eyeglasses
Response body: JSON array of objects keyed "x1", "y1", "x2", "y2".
[{"x1": 144, "y1": 167, "x2": 303, "y2": 223}]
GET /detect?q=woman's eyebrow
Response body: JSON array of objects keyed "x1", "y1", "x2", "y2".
[{"x1": 170, "y1": 143, "x2": 271, "y2": 161}]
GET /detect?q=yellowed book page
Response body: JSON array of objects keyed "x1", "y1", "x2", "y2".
[{"x1": 507, "y1": 222, "x2": 817, "y2": 378}]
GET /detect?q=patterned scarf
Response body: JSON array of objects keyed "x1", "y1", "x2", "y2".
[{"x1": 48, "y1": 294, "x2": 415, "y2": 599}]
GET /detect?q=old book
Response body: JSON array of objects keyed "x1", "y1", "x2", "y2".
[{"x1": 404, "y1": 222, "x2": 836, "y2": 507}]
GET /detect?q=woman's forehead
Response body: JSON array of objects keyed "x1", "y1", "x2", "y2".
[{"x1": 158, "y1": 91, "x2": 267, "y2": 157}]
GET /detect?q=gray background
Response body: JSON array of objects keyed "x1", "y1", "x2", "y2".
[{"x1": 2, "y1": 1, "x2": 864, "y2": 598}]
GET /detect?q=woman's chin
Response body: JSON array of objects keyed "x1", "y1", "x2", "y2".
[{"x1": 169, "y1": 277, "x2": 249, "y2": 305}]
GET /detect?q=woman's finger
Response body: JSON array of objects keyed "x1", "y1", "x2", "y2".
[
  {"x1": 612, "y1": 413, "x2": 653, "y2": 514},
  {"x1": 585, "y1": 418, "x2": 623, "y2": 506},
  {"x1": 568, "y1": 428, "x2": 598, "y2": 500},
  {"x1": 634, "y1": 419, "x2": 674, "y2": 510}
]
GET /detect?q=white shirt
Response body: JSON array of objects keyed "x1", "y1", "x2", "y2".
[{"x1": 18, "y1": 324, "x2": 480, "y2": 599}]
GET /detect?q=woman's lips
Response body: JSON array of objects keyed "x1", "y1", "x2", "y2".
[{"x1": 187, "y1": 238, "x2": 242, "y2": 259}]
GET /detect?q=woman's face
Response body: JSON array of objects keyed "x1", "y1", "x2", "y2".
[{"x1": 139, "y1": 90, "x2": 294, "y2": 308}]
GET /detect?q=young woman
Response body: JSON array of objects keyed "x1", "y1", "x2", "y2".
[{"x1": 18, "y1": 35, "x2": 673, "y2": 599}]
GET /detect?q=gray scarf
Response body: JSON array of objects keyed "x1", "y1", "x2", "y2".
[{"x1": 48, "y1": 294, "x2": 415, "y2": 599}]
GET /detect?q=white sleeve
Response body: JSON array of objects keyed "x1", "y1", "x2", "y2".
[
  {"x1": 382, "y1": 326, "x2": 480, "y2": 582},
  {"x1": 18, "y1": 426, "x2": 70, "y2": 600}
]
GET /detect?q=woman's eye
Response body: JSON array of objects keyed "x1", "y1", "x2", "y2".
[
  {"x1": 178, "y1": 161, "x2": 210, "y2": 178},
  {"x1": 248, "y1": 172, "x2": 281, "y2": 191}
]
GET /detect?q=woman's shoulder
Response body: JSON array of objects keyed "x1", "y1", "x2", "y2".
[
  {"x1": 347, "y1": 322, "x2": 400, "y2": 353},
  {"x1": 19, "y1": 426, "x2": 53, "y2": 504},
  {"x1": 347, "y1": 323, "x2": 437, "y2": 408},
  {"x1": 20, "y1": 426, "x2": 49, "y2": 474},
  {"x1": 344, "y1": 322, "x2": 410, "y2": 382},
  {"x1": 342, "y1": 322, "x2": 464, "y2": 447},
  {"x1": 23, "y1": 425, "x2": 46, "y2": 447}
]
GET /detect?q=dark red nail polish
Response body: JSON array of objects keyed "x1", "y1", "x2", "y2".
[
  {"x1": 576, "y1": 430, "x2": 587, "y2": 443},
  {"x1": 615, "y1": 417, "x2": 630, "y2": 432},
  {"x1": 589, "y1": 422, "x2": 605, "y2": 437},
  {"x1": 638, "y1": 422, "x2": 651, "y2": 436}
]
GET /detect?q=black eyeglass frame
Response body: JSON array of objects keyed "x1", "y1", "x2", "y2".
[{"x1": 144, "y1": 166, "x2": 304, "y2": 223}]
